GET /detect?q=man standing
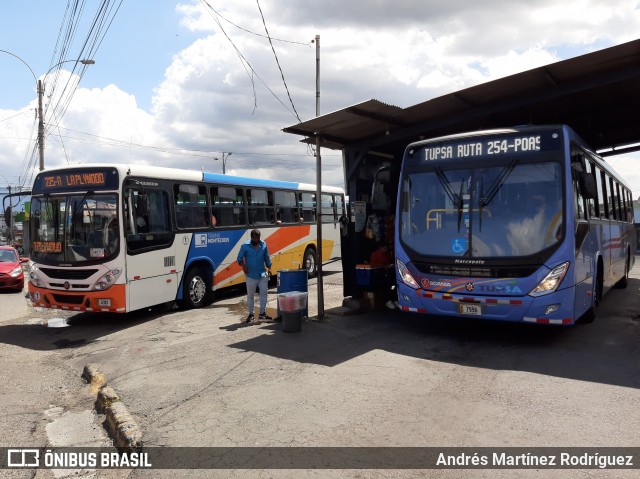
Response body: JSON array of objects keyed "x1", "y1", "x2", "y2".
[{"x1": 237, "y1": 229, "x2": 273, "y2": 322}]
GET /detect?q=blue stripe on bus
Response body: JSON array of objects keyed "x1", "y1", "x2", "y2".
[
  {"x1": 202, "y1": 172, "x2": 300, "y2": 189},
  {"x1": 187, "y1": 229, "x2": 247, "y2": 267}
]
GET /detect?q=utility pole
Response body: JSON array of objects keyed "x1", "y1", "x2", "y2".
[
  {"x1": 6, "y1": 185, "x2": 12, "y2": 245},
  {"x1": 315, "y1": 34, "x2": 320, "y2": 117},
  {"x1": 313, "y1": 34, "x2": 325, "y2": 319},
  {"x1": 36, "y1": 60, "x2": 94, "y2": 171},
  {"x1": 37, "y1": 79, "x2": 45, "y2": 171},
  {"x1": 215, "y1": 152, "x2": 232, "y2": 174}
]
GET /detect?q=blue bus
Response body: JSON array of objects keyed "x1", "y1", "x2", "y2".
[{"x1": 395, "y1": 125, "x2": 635, "y2": 325}]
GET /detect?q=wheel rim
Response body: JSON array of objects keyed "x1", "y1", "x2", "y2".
[
  {"x1": 189, "y1": 275, "x2": 206, "y2": 304},
  {"x1": 306, "y1": 252, "x2": 316, "y2": 275}
]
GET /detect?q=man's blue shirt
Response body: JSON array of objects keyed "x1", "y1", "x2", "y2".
[{"x1": 237, "y1": 239, "x2": 272, "y2": 280}]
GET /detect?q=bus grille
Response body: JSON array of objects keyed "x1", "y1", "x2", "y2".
[
  {"x1": 416, "y1": 263, "x2": 539, "y2": 278},
  {"x1": 40, "y1": 268, "x2": 98, "y2": 280},
  {"x1": 52, "y1": 294, "x2": 85, "y2": 305}
]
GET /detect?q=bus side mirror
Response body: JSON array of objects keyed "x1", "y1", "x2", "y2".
[{"x1": 578, "y1": 173, "x2": 597, "y2": 200}]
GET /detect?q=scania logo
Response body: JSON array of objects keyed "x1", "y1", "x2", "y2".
[
  {"x1": 422, "y1": 278, "x2": 452, "y2": 288},
  {"x1": 465, "y1": 282, "x2": 475, "y2": 292},
  {"x1": 64, "y1": 281, "x2": 70, "y2": 290}
]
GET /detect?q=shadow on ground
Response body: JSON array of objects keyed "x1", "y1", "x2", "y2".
[{"x1": 226, "y1": 279, "x2": 640, "y2": 390}]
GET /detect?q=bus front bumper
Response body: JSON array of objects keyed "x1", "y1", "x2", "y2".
[
  {"x1": 397, "y1": 283, "x2": 577, "y2": 325},
  {"x1": 28, "y1": 283, "x2": 127, "y2": 313}
]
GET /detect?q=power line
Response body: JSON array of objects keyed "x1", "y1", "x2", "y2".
[
  {"x1": 44, "y1": 126, "x2": 344, "y2": 165},
  {"x1": 199, "y1": 0, "x2": 302, "y2": 121},
  {"x1": 204, "y1": 3, "x2": 311, "y2": 46},
  {"x1": 45, "y1": 0, "x2": 124, "y2": 135},
  {"x1": 255, "y1": 0, "x2": 301, "y2": 122}
]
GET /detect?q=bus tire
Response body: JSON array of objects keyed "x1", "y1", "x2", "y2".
[
  {"x1": 580, "y1": 262, "x2": 603, "y2": 324},
  {"x1": 180, "y1": 267, "x2": 213, "y2": 309},
  {"x1": 304, "y1": 247, "x2": 317, "y2": 278},
  {"x1": 614, "y1": 252, "x2": 629, "y2": 289}
]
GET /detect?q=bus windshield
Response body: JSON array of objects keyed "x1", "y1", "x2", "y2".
[
  {"x1": 30, "y1": 194, "x2": 119, "y2": 264},
  {"x1": 400, "y1": 160, "x2": 563, "y2": 258}
]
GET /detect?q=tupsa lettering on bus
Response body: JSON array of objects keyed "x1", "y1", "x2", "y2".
[{"x1": 422, "y1": 135, "x2": 542, "y2": 161}]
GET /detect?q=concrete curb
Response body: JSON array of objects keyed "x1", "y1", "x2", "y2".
[{"x1": 82, "y1": 363, "x2": 143, "y2": 451}]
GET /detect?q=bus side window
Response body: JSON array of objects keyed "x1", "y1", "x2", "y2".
[
  {"x1": 212, "y1": 186, "x2": 245, "y2": 227},
  {"x1": 596, "y1": 169, "x2": 608, "y2": 219},
  {"x1": 135, "y1": 195, "x2": 149, "y2": 233},
  {"x1": 124, "y1": 186, "x2": 172, "y2": 253},
  {"x1": 582, "y1": 159, "x2": 597, "y2": 218},
  {"x1": 275, "y1": 190, "x2": 296, "y2": 223},
  {"x1": 174, "y1": 184, "x2": 208, "y2": 229},
  {"x1": 298, "y1": 192, "x2": 316, "y2": 222},
  {"x1": 247, "y1": 188, "x2": 274, "y2": 225}
]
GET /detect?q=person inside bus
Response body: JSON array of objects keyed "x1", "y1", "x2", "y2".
[
  {"x1": 237, "y1": 229, "x2": 273, "y2": 323},
  {"x1": 135, "y1": 196, "x2": 149, "y2": 233},
  {"x1": 136, "y1": 215, "x2": 148, "y2": 232}
]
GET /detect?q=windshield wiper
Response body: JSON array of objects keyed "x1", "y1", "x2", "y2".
[
  {"x1": 463, "y1": 175, "x2": 476, "y2": 256},
  {"x1": 456, "y1": 180, "x2": 464, "y2": 233},
  {"x1": 478, "y1": 177, "x2": 484, "y2": 232},
  {"x1": 434, "y1": 166, "x2": 464, "y2": 232},
  {"x1": 479, "y1": 159, "x2": 519, "y2": 209},
  {"x1": 72, "y1": 191, "x2": 95, "y2": 220}
]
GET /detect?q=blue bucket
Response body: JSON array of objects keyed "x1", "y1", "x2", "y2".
[{"x1": 277, "y1": 269, "x2": 308, "y2": 317}]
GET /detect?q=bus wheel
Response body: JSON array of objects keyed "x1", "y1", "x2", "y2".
[
  {"x1": 614, "y1": 254, "x2": 629, "y2": 289},
  {"x1": 304, "y1": 247, "x2": 317, "y2": 278},
  {"x1": 593, "y1": 265, "x2": 604, "y2": 308},
  {"x1": 580, "y1": 266, "x2": 603, "y2": 324},
  {"x1": 181, "y1": 268, "x2": 212, "y2": 309}
]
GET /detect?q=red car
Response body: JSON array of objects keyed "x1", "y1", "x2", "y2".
[{"x1": 0, "y1": 246, "x2": 27, "y2": 292}]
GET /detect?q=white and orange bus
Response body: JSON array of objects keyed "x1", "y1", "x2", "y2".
[{"x1": 28, "y1": 164, "x2": 345, "y2": 312}]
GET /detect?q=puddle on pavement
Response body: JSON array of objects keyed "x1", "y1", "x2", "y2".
[{"x1": 213, "y1": 301, "x2": 277, "y2": 317}]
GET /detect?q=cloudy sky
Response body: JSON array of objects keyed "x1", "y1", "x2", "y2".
[{"x1": 1, "y1": 0, "x2": 640, "y2": 205}]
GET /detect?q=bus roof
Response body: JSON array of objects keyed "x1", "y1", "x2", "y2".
[{"x1": 36, "y1": 163, "x2": 344, "y2": 194}]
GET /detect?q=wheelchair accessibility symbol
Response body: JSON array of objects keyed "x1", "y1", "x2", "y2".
[{"x1": 451, "y1": 239, "x2": 467, "y2": 254}]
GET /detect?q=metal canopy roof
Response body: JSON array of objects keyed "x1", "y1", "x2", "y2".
[{"x1": 283, "y1": 39, "x2": 640, "y2": 156}]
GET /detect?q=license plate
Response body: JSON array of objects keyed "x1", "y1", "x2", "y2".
[
  {"x1": 98, "y1": 299, "x2": 112, "y2": 307},
  {"x1": 459, "y1": 303, "x2": 483, "y2": 315}
]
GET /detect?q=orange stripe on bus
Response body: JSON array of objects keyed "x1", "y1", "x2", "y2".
[
  {"x1": 214, "y1": 226, "x2": 312, "y2": 285},
  {"x1": 265, "y1": 225, "x2": 311, "y2": 254},
  {"x1": 216, "y1": 262, "x2": 243, "y2": 284}
]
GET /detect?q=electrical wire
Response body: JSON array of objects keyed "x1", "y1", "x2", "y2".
[
  {"x1": 46, "y1": 0, "x2": 124, "y2": 134},
  {"x1": 47, "y1": 126, "x2": 344, "y2": 169},
  {"x1": 204, "y1": 3, "x2": 311, "y2": 46},
  {"x1": 199, "y1": 0, "x2": 304, "y2": 121},
  {"x1": 255, "y1": 0, "x2": 301, "y2": 122}
]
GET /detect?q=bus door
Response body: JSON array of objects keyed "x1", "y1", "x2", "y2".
[
  {"x1": 124, "y1": 187, "x2": 179, "y2": 311},
  {"x1": 571, "y1": 158, "x2": 595, "y2": 312}
]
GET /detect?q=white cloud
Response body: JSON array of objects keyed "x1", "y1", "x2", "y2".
[{"x1": 2, "y1": 0, "x2": 640, "y2": 196}]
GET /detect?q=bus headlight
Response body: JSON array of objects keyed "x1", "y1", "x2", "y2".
[
  {"x1": 397, "y1": 259, "x2": 420, "y2": 289},
  {"x1": 529, "y1": 262, "x2": 569, "y2": 297},
  {"x1": 29, "y1": 265, "x2": 44, "y2": 287},
  {"x1": 92, "y1": 269, "x2": 122, "y2": 291}
]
